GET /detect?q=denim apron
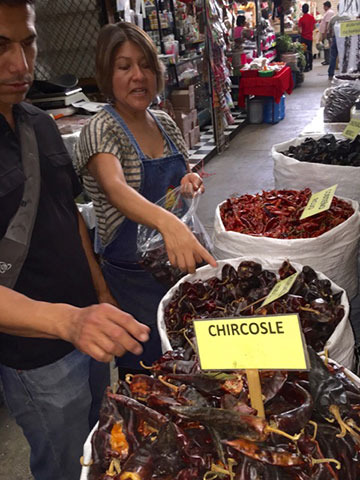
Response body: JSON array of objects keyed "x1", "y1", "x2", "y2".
[{"x1": 97, "y1": 105, "x2": 187, "y2": 368}]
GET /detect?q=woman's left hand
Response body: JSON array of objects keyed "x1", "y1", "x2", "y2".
[{"x1": 180, "y1": 172, "x2": 205, "y2": 197}]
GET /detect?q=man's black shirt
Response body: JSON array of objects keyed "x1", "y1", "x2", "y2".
[{"x1": 0, "y1": 103, "x2": 97, "y2": 369}]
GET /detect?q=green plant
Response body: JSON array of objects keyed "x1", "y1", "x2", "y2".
[{"x1": 275, "y1": 34, "x2": 292, "y2": 53}]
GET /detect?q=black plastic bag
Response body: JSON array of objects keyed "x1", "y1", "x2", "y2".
[{"x1": 324, "y1": 83, "x2": 360, "y2": 123}]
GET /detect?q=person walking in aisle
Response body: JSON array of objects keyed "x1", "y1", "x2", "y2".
[
  {"x1": 319, "y1": 1, "x2": 335, "y2": 65},
  {"x1": 75, "y1": 22, "x2": 217, "y2": 379},
  {"x1": 327, "y1": 5, "x2": 350, "y2": 79},
  {"x1": 298, "y1": 3, "x2": 316, "y2": 71},
  {"x1": 0, "y1": 2, "x2": 151, "y2": 479}
]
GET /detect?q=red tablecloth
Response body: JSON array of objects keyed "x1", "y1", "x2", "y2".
[{"x1": 238, "y1": 66, "x2": 294, "y2": 108}]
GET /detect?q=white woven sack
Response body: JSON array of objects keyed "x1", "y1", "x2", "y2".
[
  {"x1": 79, "y1": 422, "x2": 97, "y2": 480},
  {"x1": 272, "y1": 135, "x2": 360, "y2": 205},
  {"x1": 212, "y1": 197, "x2": 360, "y2": 299},
  {"x1": 158, "y1": 257, "x2": 354, "y2": 369}
]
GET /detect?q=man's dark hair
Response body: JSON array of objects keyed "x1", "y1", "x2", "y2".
[
  {"x1": 261, "y1": 8, "x2": 269, "y2": 19},
  {"x1": 0, "y1": 0, "x2": 34, "y2": 4},
  {"x1": 302, "y1": 3, "x2": 309, "y2": 13},
  {"x1": 323, "y1": 1, "x2": 331, "y2": 8},
  {"x1": 237, "y1": 15, "x2": 246, "y2": 27}
]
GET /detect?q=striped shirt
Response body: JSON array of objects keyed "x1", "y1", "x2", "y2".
[{"x1": 74, "y1": 108, "x2": 188, "y2": 246}]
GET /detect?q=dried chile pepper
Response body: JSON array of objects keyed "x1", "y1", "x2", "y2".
[
  {"x1": 267, "y1": 382, "x2": 314, "y2": 434},
  {"x1": 114, "y1": 436, "x2": 154, "y2": 480},
  {"x1": 90, "y1": 388, "x2": 132, "y2": 479},
  {"x1": 227, "y1": 438, "x2": 306, "y2": 466}
]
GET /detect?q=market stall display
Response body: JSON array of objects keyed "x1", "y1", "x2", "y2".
[
  {"x1": 80, "y1": 345, "x2": 360, "y2": 480},
  {"x1": 158, "y1": 258, "x2": 354, "y2": 368},
  {"x1": 238, "y1": 65, "x2": 294, "y2": 107},
  {"x1": 272, "y1": 135, "x2": 360, "y2": 205},
  {"x1": 212, "y1": 190, "x2": 360, "y2": 299}
]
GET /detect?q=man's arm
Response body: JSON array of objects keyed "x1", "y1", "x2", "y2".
[
  {"x1": 76, "y1": 208, "x2": 117, "y2": 305},
  {"x1": 0, "y1": 286, "x2": 150, "y2": 362}
]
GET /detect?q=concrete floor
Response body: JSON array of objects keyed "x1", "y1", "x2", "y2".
[{"x1": 0, "y1": 59, "x2": 330, "y2": 480}]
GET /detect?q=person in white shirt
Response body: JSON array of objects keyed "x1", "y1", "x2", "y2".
[{"x1": 319, "y1": 1, "x2": 335, "y2": 65}]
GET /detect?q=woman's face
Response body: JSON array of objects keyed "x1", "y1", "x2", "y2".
[{"x1": 112, "y1": 40, "x2": 157, "y2": 116}]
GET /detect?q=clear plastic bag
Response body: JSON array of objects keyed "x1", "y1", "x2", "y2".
[{"x1": 137, "y1": 187, "x2": 213, "y2": 287}]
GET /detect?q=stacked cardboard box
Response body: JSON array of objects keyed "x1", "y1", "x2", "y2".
[{"x1": 170, "y1": 85, "x2": 201, "y2": 149}]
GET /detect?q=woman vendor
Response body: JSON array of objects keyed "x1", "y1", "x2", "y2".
[{"x1": 75, "y1": 22, "x2": 216, "y2": 377}]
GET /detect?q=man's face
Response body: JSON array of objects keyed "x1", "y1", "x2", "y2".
[{"x1": 0, "y1": 3, "x2": 37, "y2": 111}]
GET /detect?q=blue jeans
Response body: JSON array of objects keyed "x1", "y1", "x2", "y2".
[
  {"x1": 328, "y1": 38, "x2": 338, "y2": 77},
  {"x1": 0, "y1": 349, "x2": 109, "y2": 480}
]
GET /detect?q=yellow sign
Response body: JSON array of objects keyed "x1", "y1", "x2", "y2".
[
  {"x1": 193, "y1": 314, "x2": 308, "y2": 370},
  {"x1": 261, "y1": 272, "x2": 298, "y2": 307},
  {"x1": 340, "y1": 20, "x2": 360, "y2": 37},
  {"x1": 343, "y1": 118, "x2": 360, "y2": 140},
  {"x1": 300, "y1": 185, "x2": 337, "y2": 220}
]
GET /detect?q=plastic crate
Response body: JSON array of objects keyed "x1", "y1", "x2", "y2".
[
  {"x1": 248, "y1": 97, "x2": 264, "y2": 124},
  {"x1": 263, "y1": 95, "x2": 285, "y2": 124}
]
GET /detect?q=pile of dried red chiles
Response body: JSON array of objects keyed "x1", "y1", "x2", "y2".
[
  {"x1": 164, "y1": 261, "x2": 344, "y2": 353},
  {"x1": 219, "y1": 189, "x2": 354, "y2": 238},
  {"x1": 88, "y1": 261, "x2": 358, "y2": 479},
  {"x1": 90, "y1": 346, "x2": 360, "y2": 479}
]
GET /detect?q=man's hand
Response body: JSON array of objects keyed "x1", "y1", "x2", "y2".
[{"x1": 63, "y1": 303, "x2": 150, "y2": 362}]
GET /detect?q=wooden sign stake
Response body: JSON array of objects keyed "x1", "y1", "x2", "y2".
[{"x1": 246, "y1": 369, "x2": 265, "y2": 418}]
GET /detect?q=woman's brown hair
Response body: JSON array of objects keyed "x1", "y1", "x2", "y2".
[{"x1": 96, "y1": 21, "x2": 165, "y2": 101}]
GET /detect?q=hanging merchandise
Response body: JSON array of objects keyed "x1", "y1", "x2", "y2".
[
  {"x1": 205, "y1": 0, "x2": 234, "y2": 151},
  {"x1": 335, "y1": 22, "x2": 360, "y2": 74}
]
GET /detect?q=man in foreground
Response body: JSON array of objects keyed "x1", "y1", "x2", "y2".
[{"x1": 0, "y1": 1, "x2": 150, "y2": 479}]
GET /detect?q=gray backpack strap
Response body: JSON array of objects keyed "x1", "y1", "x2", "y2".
[{"x1": 0, "y1": 115, "x2": 41, "y2": 288}]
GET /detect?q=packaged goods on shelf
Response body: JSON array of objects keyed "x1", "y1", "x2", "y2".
[
  {"x1": 158, "y1": 258, "x2": 354, "y2": 368},
  {"x1": 212, "y1": 190, "x2": 360, "y2": 299},
  {"x1": 272, "y1": 134, "x2": 360, "y2": 205}
]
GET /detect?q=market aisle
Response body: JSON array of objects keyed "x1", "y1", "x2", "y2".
[{"x1": 0, "y1": 59, "x2": 330, "y2": 480}]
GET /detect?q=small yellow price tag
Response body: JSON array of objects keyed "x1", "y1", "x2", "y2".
[
  {"x1": 343, "y1": 118, "x2": 360, "y2": 140},
  {"x1": 340, "y1": 20, "x2": 360, "y2": 37},
  {"x1": 300, "y1": 185, "x2": 337, "y2": 220},
  {"x1": 261, "y1": 272, "x2": 299, "y2": 307},
  {"x1": 193, "y1": 314, "x2": 309, "y2": 370}
]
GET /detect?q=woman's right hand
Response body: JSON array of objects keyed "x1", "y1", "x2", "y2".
[{"x1": 159, "y1": 212, "x2": 217, "y2": 273}]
